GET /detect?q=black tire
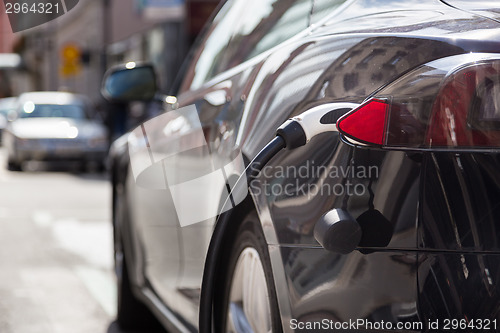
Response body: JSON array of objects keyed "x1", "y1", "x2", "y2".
[
  {"x1": 84, "y1": 160, "x2": 105, "y2": 173},
  {"x1": 7, "y1": 158, "x2": 21, "y2": 171},
  {"x1": 114, "y1": 188, "x2": 161, "y2": 331},
  {"x1": 216, "y1": 211, "x2": 283, "y2": 333}
]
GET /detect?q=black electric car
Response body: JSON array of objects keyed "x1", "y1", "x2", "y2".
[{"x1": 104, "y1": 0, "x2": 500, "y2": 331}]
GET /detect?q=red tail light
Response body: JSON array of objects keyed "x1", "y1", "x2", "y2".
[
  {"x1": 427, "y1": 64, "x2": 500, "y2": 147},
  {"x1": 337, "y1": 54, "x2": 500, "y2": 150},
  {"x1": 336, "y1": 99, "x2": 388, "y2": 145}
]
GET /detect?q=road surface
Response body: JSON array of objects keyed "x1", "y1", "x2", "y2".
[{"x1": 0, "y1": 151, "x2": 165, "y2": 333}]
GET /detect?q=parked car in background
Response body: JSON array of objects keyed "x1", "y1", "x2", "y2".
[
  {"x1": 105, "y1": 0, "x2": 500, "y2": 332},
  {"x1": 0, "y1": 96, "x2": 17, "y2": 143},
  {"x1": 3, "y1": 92, "x2": 108, "y2": 171}
]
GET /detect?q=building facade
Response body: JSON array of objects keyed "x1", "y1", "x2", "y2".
[{"x1": 16, "y1": 0, "x2": 219, "y2": 104}]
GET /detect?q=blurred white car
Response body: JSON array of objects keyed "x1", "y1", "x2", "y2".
[
  {"x1": 0, "y1": 97, "x2": 17, "y2": 142},
  {"x1": 3, "y1": 92, "x2": 108, "y2": 171}
]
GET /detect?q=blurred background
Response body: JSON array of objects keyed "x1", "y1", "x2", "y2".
[
  {"x1": 0, "y1": 1, "x2": 220, "y2": 332},
  {"x1": 2, "y1": 0, "x2": 219, "y2": 98}
]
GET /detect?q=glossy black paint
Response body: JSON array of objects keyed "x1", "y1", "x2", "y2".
[
  {"x1": 241, "y1": 2, "x2": 500, "y2": 329},
  {"x1": 108, "y1": 0, "x2": 500, "y2": 331},
  {"x1": 418, "y1": 253, "x2": 500, "y2": 328},
  {"x1": 279, "y1": 247, "x2": 420, "y2": 327},
  {"x1": 421, "y1": 153, "x2": 500, "y2": 252},
  {"x1": 417, "y1": 152, "x2": 500, "y2": 329}
]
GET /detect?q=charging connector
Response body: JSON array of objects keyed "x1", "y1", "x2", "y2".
[
  {"x1": 247, "y1": 102, "x2": 359, "y2": 182},
  {"x1": 277, "y1": 103, "x2": 359, "y2": 149}
]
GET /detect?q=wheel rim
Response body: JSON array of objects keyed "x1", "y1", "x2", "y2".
[{"x1": 226, "y1": 247, "x2": 272, "y2": 333}]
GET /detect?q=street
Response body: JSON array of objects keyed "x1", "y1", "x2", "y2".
[{"x1": 0, "y1": 148, "x2": 158, "y2": 333}]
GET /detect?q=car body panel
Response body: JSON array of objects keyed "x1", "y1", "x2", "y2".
[
  {"x1": 420, "y1": 153, "x2": 500, "y2": 252},
  {"x1": 418, "y1": 252, "x2": 500, "y2": 326},
  {"x1": 280, "y1": 247, "x2": 419, "y2": 328},
  {"x1": 110, "y1": 0, "x2": 500, "y2": 331},
  {"x1": 444, "y1": 0, "x2": 500, "y2": 23}
]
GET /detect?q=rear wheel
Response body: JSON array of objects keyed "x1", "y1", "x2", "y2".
[{"x1": 218, "y1": 212, "x2": 282, "y2": 333}]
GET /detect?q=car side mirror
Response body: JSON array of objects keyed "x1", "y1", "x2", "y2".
[{"x1": 101, "y1": 62, "x2": 157, "y2": 102}]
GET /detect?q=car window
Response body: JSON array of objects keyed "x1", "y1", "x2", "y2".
[
  {"x1": 221, "y1": 0, "x2": 312, "y2": 67},
  {"x1": 189, "y1": 0, "x2": 313, "y2": 90},
  {"x1": 310, "y1": 0, "x2": 348, "y2": 25},
  {"x1": 19, "y1": 103, "x2": 88, "y2": 120},
  {"x1": 189, "y1": 0, "x2": 246, "y2": 90}
]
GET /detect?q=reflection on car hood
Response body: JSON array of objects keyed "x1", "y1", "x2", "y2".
[
  {"x1": 443, "y1": 1, "x2": 500, "y2": 23},
  {"x1": 11, "y1": 117, "x2": 107, "y2": 139}
]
